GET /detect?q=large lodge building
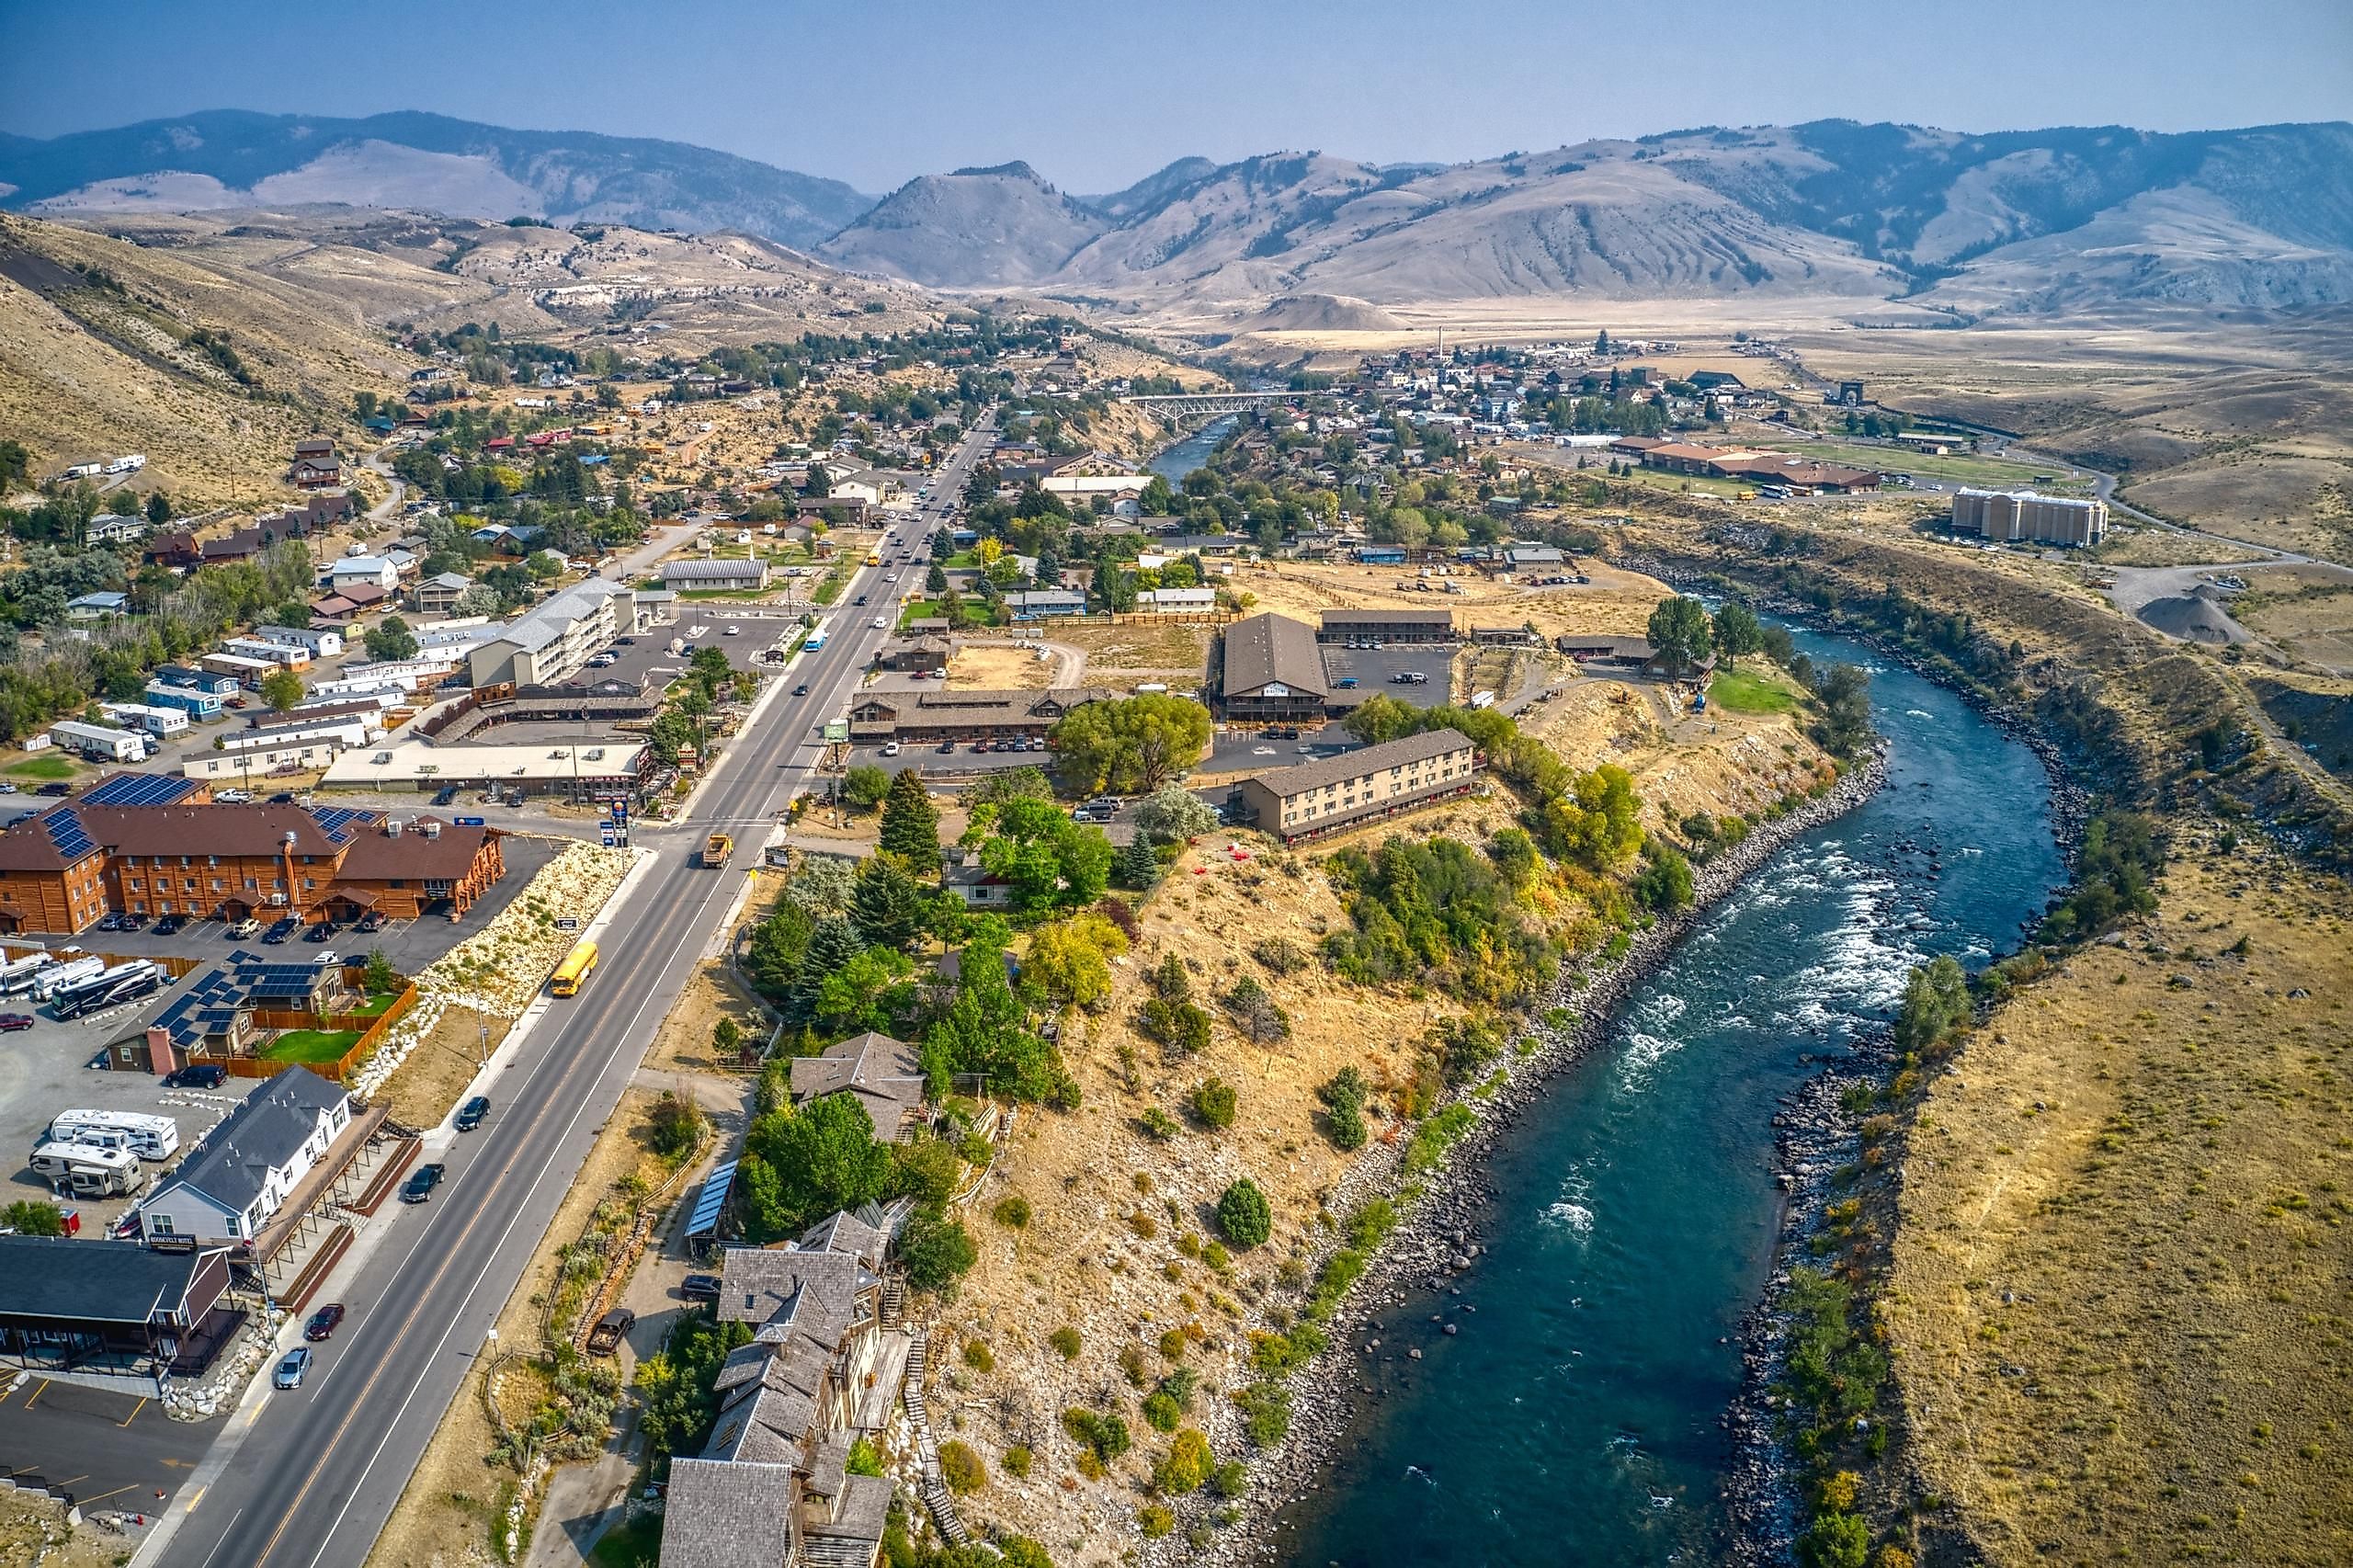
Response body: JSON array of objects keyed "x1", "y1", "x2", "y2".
[{"x1": 0, "y1": 778, "x2": 504, "y2": 935}]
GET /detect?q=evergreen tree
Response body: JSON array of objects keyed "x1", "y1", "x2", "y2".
[
  {"x1": 791, "y1": 916, "x2": 866, "y2": 1022},
  {"x1": 1112, "y1": 836, "x2": 1161, "y2": 891},
  {"x1": 879, "y1": 770, "x2": 940, "y2": 862},
  {"x1": 851, "y1": 857, "x2": 926, "y2": 948}
]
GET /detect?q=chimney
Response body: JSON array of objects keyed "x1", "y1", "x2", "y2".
[{"x1": 385, "y1": 819, "x2": 403, "y2": 837}]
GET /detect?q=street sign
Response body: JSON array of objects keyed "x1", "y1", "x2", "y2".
[{"x1": 822, "y1": 720, "x2": 848, "y2": 744}]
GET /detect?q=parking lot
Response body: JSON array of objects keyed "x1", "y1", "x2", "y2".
[
  {"x1": 0, "y1": 835, "x2": 561, "y2": 1227},
  {"x1": 0, "y1": 1372, "x2": 216, "y2": 1513},
  {"x1": 1319, "y1": 642, "x2": 1459, "y2": 708}
]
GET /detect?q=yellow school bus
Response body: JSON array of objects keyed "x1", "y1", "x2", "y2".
[
  {"x1": 866, "y1": 551, "x2": 881, "y2": 566},
  {"x1": 550, "y1": 939, "x2": 599, "y2": 997}
]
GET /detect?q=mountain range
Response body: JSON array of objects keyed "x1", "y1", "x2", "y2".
[
  {"x1": 7, "y1": 113, "x2": 2353, "y2": 314},
  {"x1": 0, "y1": 110, "x2": 874, "y2": 250}
]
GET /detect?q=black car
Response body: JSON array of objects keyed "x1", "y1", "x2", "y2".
[
  {"x1": 35, "y1": 783, "x2": 71, "y2": 797},
  {"x1": 454, "y1": 1096, "x2": 491, "y2": 1132},
  {"x1": 431, "y1": 786, "x2": 461, "y2": 807},
  {"x1": 614, "y1": 637, "x2": 636, "y2": 646},
  {"x1": 401, "y1": 1163, "x2": 446, "y2": 1204},
  {"x1": 268, "y1": 792, "x2": 296, "y2": 804},
  {"x1": 355, "y1": 911, "x2": 386, "y2": 934},
  {"x1": 164, "y1": 1062, "x2": 227, "y2": 1088},
  {"x1": 153, "y1": 914, "x2": 188, "y2": 936},
  {"x1": 853, "y1": 594, "x2": 868, "y2": 606},
  {"x1": 303, "y1": 922, "x2": 337, "y2": 944},
  {"x1": 792, "y1": 683, "x2": 810, "y2": 697},
  {"x1": 262, "y1": 917, "x2": 300, "y2": 945},
  {"x1": 681, "y1": 1273, "x2": 723, "y2": 1302}
]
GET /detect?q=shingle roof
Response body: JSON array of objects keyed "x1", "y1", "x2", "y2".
[
  {"x1": 151, "y1": 1070, "x2": 347, "y2": 1215},
  {"x1": 1318, "y1": 608, "x2": 1456, "y2": 626},
  {"x1": 1222, "y1": 612, "x2": 1326, "y2": 700},
  {"x1": 657, "y1": 1459, "x2": 796, "y2": 1568},
  {"x1": 0, "y1": 1234, "x2": 225, "y2": 1326},
  {"x1": 1250, "y1": 727, "x2": 1475, "y2": 801},
  {"x1": 790, "y1": 1032, "x2": 926, "y2": 1133}
]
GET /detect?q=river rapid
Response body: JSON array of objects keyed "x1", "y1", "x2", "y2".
[{"x1": 1277, "y1": 624, "x2": 2065, "y2": 1566}]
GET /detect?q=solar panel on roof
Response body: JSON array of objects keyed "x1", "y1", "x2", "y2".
[
  {"x1": 84, "y1": 773, "x2": 199, "y2": 807},
  {"x1": 687, "y1": 1160, "x2": 739, "y2": 1238}
]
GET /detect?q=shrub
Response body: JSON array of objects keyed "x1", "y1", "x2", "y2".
[
  {"x1": 1049, "y1": 1325, "x2": 1083, "y2": 1360},
  {"x1": 1318, "y1": 1066, "x2": 1370, "y2": 1151},
  {"x1": 1233, "y1": 1379, "x2": 1290, "y2": 1446},
  {"x1": 1154, "y1": 1428, "x2": 1214, "y2": 1494},
  {"x1": 1118, "y1": 1343, "x2": 1151, "y2": 1386},
  {"x1": 1221, "y1": 975, "x2": 1290, "y2": 1044},
  {"x1": 645, "y1": 1092, "x2": 703, "y2": 1160},
  {"x1": 1210, "y1": 1459, "x2": 1247, "y2": 1498},
  {"x1": 1202, "y1": 1241, "x2": 1230, "y2": 1272},
  {"x1": 1252, "y1": 936, "x2": 1306, "y2": 974},
  {"x1": 992, "y1": 1193, "x2": 1032, "y2": 1229},
  {"x1": 1138, "y1": 996, "x2": 1213, "y2": 1056},
  {"x1": 1158, "y1": 1328, "x2": 1188, "y2": 1360},
  {"x1": 847, "y1": 1436, "x2": 885, "y2": 1477},
  {"x1": 962, "y1": 1339, "x2": 995, "y2": 1372},
  {"x1": 1216, "y1": 1178, "x2": 1272, "y2": 1248},
  {"x1": 1142, "y1": 1390, "x2": 1181, "y2": 1433},
  {"x1": 1795, "y1": 1510, "x2": 1870, "y2": 1568},
  {"x1": 1139, "y1": 1107, "x2": 1181, "y2": 1141},
  {"x1": 1062, "y1": 1407, "x2": 1131, "y2": 1463},
  {"x1": 900, "y1": 1210, "x2": 977, "y2": 1292},
  {"x1": 1189, "y1": 1077, "x2": 1238, "y2": 1130},
  {"x1": 938, "y1": 1439, "x2": 986, "y2": 1495},
  {"x1": 1403, "y1": 1104, "x2": 1475, "y2": 1174},
  {"x1": 1001, "y1": 1445, "x2": 1033, "y2": 1479},
  {"x1": 1137, "y1": 1504, "x2": 1175, "y2": 1539}
]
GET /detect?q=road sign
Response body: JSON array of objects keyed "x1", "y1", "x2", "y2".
[{"x1": 822, "y1": 720, "x2": 848, "y2": 744}]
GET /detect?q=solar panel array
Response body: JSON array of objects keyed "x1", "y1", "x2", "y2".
[
  {"x1": 152, "y1": 950, "x2": 342, "y2": 1048},
  {"x1": 686, "y1": 1159, "x2": 739, "y2": 1238},
  {"x1": 308, "y1": 805, "x2": 380, "y2": 844},
  {"x1": 84, "y1": 773, "x2": 203, "y2": 808},
  {"x1": 38, "y1": 806, "x2": 95, "y2": 860}
]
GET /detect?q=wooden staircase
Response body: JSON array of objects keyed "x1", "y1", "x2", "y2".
[{"x1": 903, "y1": 1329, "x2": 969, "y2": 1547}]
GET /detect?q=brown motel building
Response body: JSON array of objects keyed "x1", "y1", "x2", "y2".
[{"x1": 0, "y1": 799, "x2": 505, "y2": 935}]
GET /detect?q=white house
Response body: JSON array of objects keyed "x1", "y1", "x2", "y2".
[
  {"x1": 1136, "y1": 586, "x2": 1217, "y2": 614},
  {"x1": 137, "y1": 1072, "x2": 352, "y2": 1243},
  {"x1": 324, "y1": 557, "x2": 401, "y2": 594},
  {"x1": 254, "y1": 625, "x2": 347, "y2": 658}
]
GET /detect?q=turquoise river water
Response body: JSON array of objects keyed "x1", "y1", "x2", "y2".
[{"x1": 1279, "y1": 624, "x2": 2066, "y2": 1565}]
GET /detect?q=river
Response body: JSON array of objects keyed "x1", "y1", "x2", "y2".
[
  {"x1": 1147, "y1": 416, "x2": 1234, "y2": 488},
  {"x1": 1279, "y1": 624, "x2": 2065, "y2": 1566}
]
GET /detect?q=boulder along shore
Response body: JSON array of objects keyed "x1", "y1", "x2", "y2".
[{"x1": 1195, "y1": 748, "x2": 1890, "y2": 1565}]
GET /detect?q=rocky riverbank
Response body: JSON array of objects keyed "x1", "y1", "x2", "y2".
[{"x1": 1198, "y1": 751, "x2": 1890, "y2": 1565}]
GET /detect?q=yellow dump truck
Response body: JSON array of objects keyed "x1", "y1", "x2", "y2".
[{"x1": 702, "y1": 831, "x2": 733, "y2": 869}]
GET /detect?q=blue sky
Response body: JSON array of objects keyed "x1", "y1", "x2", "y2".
[{"x1": 3, "y1": 0, "x2": 2348, "y2": 193}]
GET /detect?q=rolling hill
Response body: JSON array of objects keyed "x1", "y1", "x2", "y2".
[{"x1": 0, "y1": 110, "x2": 875, "y2": 250}]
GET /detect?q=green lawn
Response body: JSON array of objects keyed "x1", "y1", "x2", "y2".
[
  {"x1": 6, "y1": 756, "x2": 77, "y2": 780},
  {"x1": 1708, "y1": 667, "x2": 1799, "y2": 714},
  {"x1": 353, "y1": 992, "x2": 402, "y2": 1018},
  {"x1": 262, "y1": 1028, "x2": 364, "y2": 1062},
  {"x1": 1743, "y1": 437, "x2": 2061, "y2": 489},
  {"x1": 588, "y1": 1517, "x2": 662, "y2": 1568}
]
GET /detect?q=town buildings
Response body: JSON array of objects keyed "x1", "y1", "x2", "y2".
[
  {"x1": 845, "y1": 687, "x2": 1108, "y2": 745},
  {"x1": 0, "y1": 798, "x2": 506, "y2": 933},
  {"x1": 1950, "y1": 488, "x2": 2109, "y2": 547},
  {"x1": 137, "y1": 1070, "x2": 353, "y2": 1244},
  {"x1": 662, "y1": 558, "x2": 772, "y2": 594},
  {"x1": 1218, "y1": 611, "x2": 1331, "y2": 722},
  {"x1": 1228, "y1": 727, "x2": 1481, "y2": 843},
  {"x1": 0, "y1": 1235, "x2": 235, "y2": 1381},
  {"x1": 466, "y1": 578, "x2": 641, "y2": 688}
]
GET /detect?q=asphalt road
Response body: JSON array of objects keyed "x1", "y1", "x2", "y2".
[{"x1": 150, "y1": 422, "x2": 992, "y2": 1568}]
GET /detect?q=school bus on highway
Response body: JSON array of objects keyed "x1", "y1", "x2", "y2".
[{"x1": 551, "y1": 939, "x2": 599, "y2": 997}]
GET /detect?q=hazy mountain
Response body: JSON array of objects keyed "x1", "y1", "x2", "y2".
[
  {"x1": 815, "y1": 121, "x2": 2353, "y2": 314},
  {"x1": 0, "y1": 110, "x2": 875, "y2": 249},
  {"x1": 815, "y1": 162, "x2": 1108, "y2": 286}
]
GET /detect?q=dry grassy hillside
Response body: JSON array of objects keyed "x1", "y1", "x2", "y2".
[
  {"x1": 0, "y1": 212, "x2": 412, "y2": 502},
  {"x1": 1887, "y1": 838, "x2": 2353, "y2": 1567}
]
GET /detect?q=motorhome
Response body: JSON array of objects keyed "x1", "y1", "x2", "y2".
[
  {"x1": 51, "y1": 960, "x2": 165, "y2": 1020},
  {"x1": 0, "y1": 951, "x2": 58, "y2": 995},
  {"x1": 28, "y1": 1142, "x2": 146, "y2": 1198},
  {"x1": 31, "y1": 956, "x2": 105, "y2": 1002},
  {"x1": 49, "y1": 1109, "x2": 180, "y2": 1162}
]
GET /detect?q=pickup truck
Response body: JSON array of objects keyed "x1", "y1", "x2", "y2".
[{"x1": 585, "y1": 1307, "x2": 635, "y2": 1356}]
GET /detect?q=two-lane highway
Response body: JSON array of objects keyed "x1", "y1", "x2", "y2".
[{"x1": 153, "y1": 422, "x2": 992, "y2": 1568}]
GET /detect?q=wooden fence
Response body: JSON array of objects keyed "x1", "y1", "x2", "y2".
[{"x1": 225, "y1": 983, "x2": 418, "y2": 1083}]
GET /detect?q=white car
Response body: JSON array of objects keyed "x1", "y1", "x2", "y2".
[
  {"x1": 881, "y1": 742, "x2": 901, "y2": 756},
  {"x1": 870, "y1": 618, "x2": 886, "y2": 630},
  {"x1": 724, "y1": 625, "x2": 742, "y2": 637}
]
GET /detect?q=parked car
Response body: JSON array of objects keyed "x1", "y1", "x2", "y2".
[
  {"x1": 164, "y1": 1062, "x2": 226, "y2": 1088},
  {"x1": 401, "y1": 1163, "x2": 446, "y2": 1204},
  {"x1": 35, "y1": 784, "x2": 71, "y2": 797},
  {"x1": 267, "y1": 792, "x2": 296, "y2": 804},
  {"x1": 431, "y1": 786, "x2": 461, "y2": 806},
  {"x1": 937, "y1": 740, "x2": 955, "y2": 754},
  {"x1": 614, "y1": 637, "x2": 636, "y2": 647},
  {"x1": 303, "y1": 1303, "x2": 346, "y2": 1342},
  {"x1": 154, "y1": 914, "x2": 187, "y2": 936},
  {"x1": 681, "y1": 1273, "x2": 723, "y2": 1302},
  {"x1": 585, "y1": 1307, "x2": 635, "y2": 1356},
  {"x1": 274, "y1": 1346, "x2": 313, "y2": 1389},
  {"x1": 262, "y1": 918, "x2": 299, "y2": 945},
  {"x1": 302, "y1": 922, "x2": 337, "y2": 944},
  {"x1": 0, "y1": 1015, "x2": 32, "y2": 1033},
  {"x1": 216, "y1": 789, "x2": 253, "y2": 804},
  {"x1": 312, "y1": 950, "x2": 340, "y2": 969},
  {"x1": 454, "y1": 1096, "x2": 490, "y2": 1132},
  {"x1": 227, "y1": 916, "x2": 261, "y2": 938},
  {"x1": 355, "y1": 911, "x2": 386, "y2": 934},
  {"x1": 0, "y1": 782, "x2": 17, "y2": 795},
  {"x1": 880, "y1": 742, "x2": 901, "y2": 756}
]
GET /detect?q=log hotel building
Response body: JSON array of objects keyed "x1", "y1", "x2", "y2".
[
  {"x1": 0, "y1": 786, "x2": 505, "y2": 935},
  {"x1": 1228, "y1": 727, "x2": 1482, "y2": 843}
]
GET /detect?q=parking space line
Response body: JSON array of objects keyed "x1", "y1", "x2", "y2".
[
  {"x1": 120, "y1": 1396, "x2": 148, "y2": 1426},
  {"x1": 24, "y1": 1378, "x2": 47, "y2": 1409}
]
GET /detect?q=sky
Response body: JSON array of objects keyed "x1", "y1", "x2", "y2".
[{"x1": 4, "y1": 0, "x2": 2350, "y2": 195}]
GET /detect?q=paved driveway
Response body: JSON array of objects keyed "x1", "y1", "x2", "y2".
[{"x1": 0, "y1": 1374, "x2": 216, "y2": 1513}]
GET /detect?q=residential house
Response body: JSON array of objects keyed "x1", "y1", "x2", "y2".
[
  {"x1": 789, "y1": 1032, "x2": 927, "y2": 1142},
  {"x1": 88, "y1": 514, "x2": 151, "y2": 545},
  {"x1": 137, "y1": 1070, "x2": 353, "y2": 1243},
  {"x1": 288, "y1": 438, "x2": 342, "y2": 489},
  {"x1": 324, "y1": 557, "x2": 400, "y2": 595},
  {"x1": 411, "y1": 572, "x2": 474, "y2": 616},
  {"x1": 66, "y1": 591, "x2": 128, "y2": 620},
  {"x1": 877, "y1": 636, "x2": 949, "y2": 674}
]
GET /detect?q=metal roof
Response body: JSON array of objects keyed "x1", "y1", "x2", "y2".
[{"x1": 687, "y1": 1159, "x2": 738, "y2": 1239}]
